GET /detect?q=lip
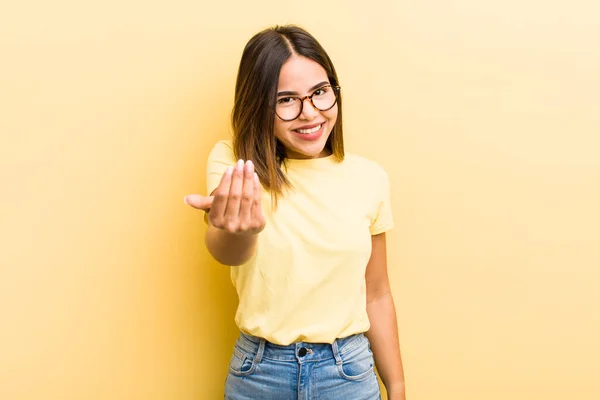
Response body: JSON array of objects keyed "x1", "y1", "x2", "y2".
[
  {"x1": 292, "y1": 121, "x2": 326, "y2": 131},
  {"x1": 291, "y1": 122, "x2": 325, "y2": 142}
]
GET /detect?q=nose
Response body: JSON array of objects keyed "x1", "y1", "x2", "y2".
[{"x1": 298, "y1": 97, "x2": 319, "y2": 120}]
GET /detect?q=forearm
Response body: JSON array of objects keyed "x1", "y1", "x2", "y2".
[
  {"x1": 205, "y1": 224, "x2": 258, "y2": 266},
  {"x1": 365, "y1": 292, "x2": 405, "y2": 398}
]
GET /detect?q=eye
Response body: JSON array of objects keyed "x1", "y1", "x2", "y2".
[
  {"x1": 277, "y1": 97, "x2": 295, "y2": 105},
  {"x1": 313, "y1": 86, "x2": 330, "y2": 97}
]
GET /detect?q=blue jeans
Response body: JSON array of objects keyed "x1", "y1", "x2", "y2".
[{"x1": 224, "y1": 332, "x2": 381, "y2": 399}]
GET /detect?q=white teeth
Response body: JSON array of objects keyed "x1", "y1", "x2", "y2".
[{"x1": 296, "y1": 124, "x2": 322, "y2": 134}]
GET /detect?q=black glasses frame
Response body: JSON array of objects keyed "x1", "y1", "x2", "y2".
[{"x1": 275, "y1": 85, "x2": 341, "y2": 122}]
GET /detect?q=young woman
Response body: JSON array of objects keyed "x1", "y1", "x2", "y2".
[{"x1": 185, "y1": 25, "x2": 406, "y2": 400}]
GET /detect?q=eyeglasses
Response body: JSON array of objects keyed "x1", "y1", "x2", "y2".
[{"x1": 275, "y1": 84, "x2": 341, "y2": 121}]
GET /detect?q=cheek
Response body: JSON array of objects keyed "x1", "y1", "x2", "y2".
[
  {"x1": 325, "y1": 105, "x2": 339, "y2": 127},
  {"x1": 274, "y1": 119, "x2": 292, "y2": 140}
]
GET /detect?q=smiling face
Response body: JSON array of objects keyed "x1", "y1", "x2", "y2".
[{"x1": 274, "y1": 56, "x2": 339, "y2": 159}]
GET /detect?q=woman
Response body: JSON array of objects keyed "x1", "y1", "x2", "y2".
[{"x1": 185, "y1": 25, "x2": 406, "y2": 400}]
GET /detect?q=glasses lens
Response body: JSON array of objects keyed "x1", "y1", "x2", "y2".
[
  {"x1": 312, "y1": 86, "x2": 337, "y2": 111},
  {"x1": 276, "y1": 98, "x2": 302, "y2": 121}
]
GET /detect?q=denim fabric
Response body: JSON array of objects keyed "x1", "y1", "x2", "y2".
[{"x1": 224, "y1": 332, "x2": 381, "y2": 400}]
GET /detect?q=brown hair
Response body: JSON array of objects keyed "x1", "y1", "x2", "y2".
[{"x1": 231, "y1": 25, "x2": 344, "y2": 204}]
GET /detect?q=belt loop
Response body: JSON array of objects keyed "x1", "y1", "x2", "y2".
[
  {"x1": 254, "y1": 338, "x2": 266, "y2": 364},
  {"x1": 331, "y1": 339, "x2": 343, "y2": 365}
]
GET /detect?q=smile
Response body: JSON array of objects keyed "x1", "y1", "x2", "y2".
[{"x1": 294, "y1": 123, "x2": 323, "y2": 134}]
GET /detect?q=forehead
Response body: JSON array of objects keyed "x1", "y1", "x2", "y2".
[{"x1": 277, "y1": 56, "x2": 328, "y2": 90}]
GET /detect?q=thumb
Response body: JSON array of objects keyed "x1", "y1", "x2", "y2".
[{"x1": 184, "y1": 194, "x2": 214, "y2": 211}]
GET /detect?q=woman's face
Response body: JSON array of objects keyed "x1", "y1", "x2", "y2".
[{"x1": 273, "y1": 56, "x2": 338, "y2": 159}]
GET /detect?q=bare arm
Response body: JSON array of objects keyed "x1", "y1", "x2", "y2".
[
  {"x1": 204, "y1": 224, "x2": 258, "y2": 266},
  {"x1": 364, "y1": 233, "x2": 406, "y2": 399},
  {"x1": 186, "y1": 159, "x2": 265, "y2": 266}
]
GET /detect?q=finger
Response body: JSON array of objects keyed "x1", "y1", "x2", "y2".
[
  {"x1": 209, "y1": 166, "x2": 234, "y2": 223},
  {"x1": 251, "y1": 172, "x2": 265, "y2": 225},
  {"x1": 224, "y1": 159, "x2": 245, "y2": 222},
  {"x1": 184, "y1": 194, "x2": 213, "y2": 211},
  {"x1": 238, "y1": 160, "x2": 255, "y2": 227}
]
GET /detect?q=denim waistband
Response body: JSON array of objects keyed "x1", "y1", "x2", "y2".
[{"x1": 235, "y1": 332, "x2": 367, "y2": 363}]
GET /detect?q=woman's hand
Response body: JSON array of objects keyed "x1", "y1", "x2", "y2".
[{"x1": 185, "y1": 159, "x2": 266, "y2": 236}]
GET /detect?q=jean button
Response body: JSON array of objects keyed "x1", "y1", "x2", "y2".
[{"x1": 298, "y1": 347, "x2": 307, "y2": 357}]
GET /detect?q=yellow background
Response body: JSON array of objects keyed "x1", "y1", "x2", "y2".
[{"x1": 1, "y1": 1, "x2": 599, "y2": 399}]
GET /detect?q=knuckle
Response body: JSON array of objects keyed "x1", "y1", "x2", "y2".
[
  {"x1": 214, "y1": 191, "x2": 227, "y2": 201},
  {"x1": 241, "y1": 194, "x2": 253, "y2": 204},
  {"x1": 225, "y1": 222, "x2": 238, "y2": 233}
]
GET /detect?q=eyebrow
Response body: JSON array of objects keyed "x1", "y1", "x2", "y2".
[{"x1": 277, "y1": 81, "x2": 330, "y2": 97}]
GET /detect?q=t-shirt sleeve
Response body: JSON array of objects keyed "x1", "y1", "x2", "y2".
[
  {"x1": 369, "y1": 165, "x2": 394, "y2": 235},
  {"x1": 206, "y1": 140, "x2": 237, "y2": 195}
]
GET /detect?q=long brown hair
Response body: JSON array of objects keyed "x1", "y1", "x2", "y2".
[{"x1": 231, "y1": 25, "x2": 344, "y2": 204}]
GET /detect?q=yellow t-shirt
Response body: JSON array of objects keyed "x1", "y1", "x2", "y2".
[{"x1": 206, "y1": 140, "x2": 394, "y2": 345}]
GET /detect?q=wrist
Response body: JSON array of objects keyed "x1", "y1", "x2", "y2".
[{"x1": 386, "y1": 382, "x2": 406, "y2": 399}]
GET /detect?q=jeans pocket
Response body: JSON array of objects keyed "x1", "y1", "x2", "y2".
[
  {"x1": 336, "y1": 339, "x2": 375, "y2": 381},
  {"x1": 228, "y1": 346, "x2": 257, "y2": 377}
]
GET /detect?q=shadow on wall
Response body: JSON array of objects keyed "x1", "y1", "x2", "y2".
[
  {"x1": 176, "y1": 80, "x2": 240, "y2": 396},
  {"x1": 190, "y1": 225, "x2": 239, "y2": 396}
]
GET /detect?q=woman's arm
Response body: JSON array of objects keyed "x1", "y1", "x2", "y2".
[
  {"x1": 365, "y1": 233, "x2": 406, "y2": 399},
  {"x1": 204, "y1": 224, "x2": 258, "y2": 266},
  {"x1": 186, "y1": 159, "x2": 266, "y2": 266}
]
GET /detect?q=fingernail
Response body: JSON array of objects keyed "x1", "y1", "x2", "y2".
[
  {"x1": 226, "y1": 166, "x2": 234, "y2": 174},
  {"x1": 237, "y1": 159, "x2": 244, "y2": 170},
  {"x1": 183, "y1": 196, "x2": 188, "y2": 204}
]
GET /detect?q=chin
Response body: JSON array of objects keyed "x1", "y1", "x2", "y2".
[{"x1": 290, "y1": 142, "x2": 329, "y2": 159}]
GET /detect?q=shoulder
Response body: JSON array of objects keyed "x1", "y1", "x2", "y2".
[
  {"x1": 209, "y1": 139, "x2": 234, "y2": 156},
  {"x1": 343, "y1": 153, "x2": 390, "y2": 181},
  {"x1": 205, "y1": 140, "x2": 237, "y2": 193},
  {"x1": 208, "y1": 139, "x2": 237, "y2": 163}
]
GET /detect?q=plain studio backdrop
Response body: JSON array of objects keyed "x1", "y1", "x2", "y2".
[{"x1": 1, "y1": 1, "x2": 599, "y2": 399}]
